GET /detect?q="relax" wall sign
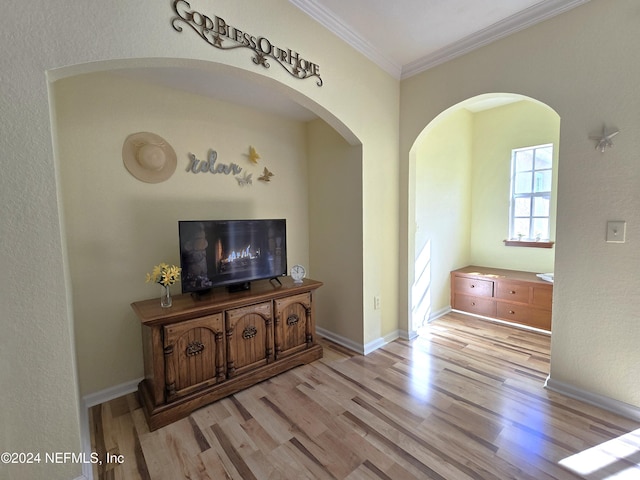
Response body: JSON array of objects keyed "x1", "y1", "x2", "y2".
[{"x1": 171, "y1": 0, "x2": 323, "y2": 86}]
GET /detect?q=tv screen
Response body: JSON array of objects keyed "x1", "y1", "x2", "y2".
[{"x1": 179, "y1": 219, "x2": 287, "y2": 293}]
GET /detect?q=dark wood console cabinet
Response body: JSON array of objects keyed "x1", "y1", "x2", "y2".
[
  {"x1": 451, "y1": 266, "x2": 552, "y2": 331},
  {"x1": 132, "y1": 278, "x2": 323, "y2": 430}
]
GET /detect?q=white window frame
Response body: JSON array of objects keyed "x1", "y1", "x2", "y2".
[{"x1": 509, "y1": 144, "x2": 553, "y2": 242}]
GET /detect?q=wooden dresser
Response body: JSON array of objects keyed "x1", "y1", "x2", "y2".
[
  {"x1": 132, "y1": 277, "x2": 323, "y2": 430},
  {"x1": 451, "y1": 266, "x2": 552, "y2": 331}
]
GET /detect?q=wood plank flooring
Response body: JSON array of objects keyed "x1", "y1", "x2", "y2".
[{"x1": 89, "y1": 312, "x2": 640, "y2": 479}]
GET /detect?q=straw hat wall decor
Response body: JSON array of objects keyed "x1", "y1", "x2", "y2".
[{"x1": 122, "y1": 132, "x2": 177, "y2": 183}]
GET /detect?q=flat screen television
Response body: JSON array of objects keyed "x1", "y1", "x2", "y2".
[{"x1": 178, "y1": 219, "x2": 287, "y2": 294}]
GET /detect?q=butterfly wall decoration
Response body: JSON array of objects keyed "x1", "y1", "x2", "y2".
[
  {"x1": 258, "y1": 167, "x2": 274, "y2": 182},
  {"x1": 247, "y1": 146, "x2": 260, "y2": 164},
  {"x1": 236, "y1": 172, "x2": 253, "y2": 186}
]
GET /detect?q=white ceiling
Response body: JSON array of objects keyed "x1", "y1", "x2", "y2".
[
  {"x1": 292, "y1": 0, "x2": 590, "y2": 78},
  {"x1": 116, "y1": 0, "x2": 590, "y2": 121}
]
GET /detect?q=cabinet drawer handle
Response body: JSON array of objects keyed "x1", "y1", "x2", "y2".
[
  {"x1": 242, "y1": 325, "x2": 258, "y2": 340},
  {"x1": 471, "y1": 302, "x2": 476, "y2": 306},
  {"x1": 186, "y1": 341, "x2": 205, "y2": 356},
  {"x1": 287, "y1": 314, "x2": 300, "y2": 326},
  {"x1": 470, "y1": 284, "x2": 475, "y2": 288},
  {"x1": 508, "y1": 310, "x2": 515, "y2": 315},
  {"x1": 509, "y1": 290, "x2": 516, "y2": 294}
]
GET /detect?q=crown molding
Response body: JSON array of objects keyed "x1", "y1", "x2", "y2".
[
  {"x1": 403, "y1": 0, "x2": 591, "y2": 78},
  {"x1": 290, "y1": 0, "x2": 402, "y2": 79},
  {"x1": 291, "y1": 0, "x2": 590, "y2": 81}
]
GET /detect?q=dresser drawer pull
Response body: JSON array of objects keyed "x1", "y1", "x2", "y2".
[
  {"x1": 509, "y1": 290, "x2": 516, "y2": 294},
  {"x1": 470, "y1": 284, "x2": 475, "y2": 288},
  {"x1": 471, "y1": 302, "x2": 476, "y2": 306},
  {"x1": 242, "y1": 325, "x2": 258, "y2": 340},
  {"x1": 186, "y1": 341, "x2": 205, "y2": 356},
  {"x1": 508, "y1": 310, "x2": 515, "y2": 314}
]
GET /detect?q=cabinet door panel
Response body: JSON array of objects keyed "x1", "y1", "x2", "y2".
[
  {"x1": 274, "y1": 293, "x2": 311, "y2": 358},
  {"x1": 226, "y1": 302, "x2": 273, "y2": 377},
  {"x1": 530, "y1": 308, "x2": 552, "y2": 330},
  {"x1": 531, "y1": 285, "x2": 553, "y2": 309},
  {"x1": 163, "y1": 313, "x2": 225, "y2": 401}
]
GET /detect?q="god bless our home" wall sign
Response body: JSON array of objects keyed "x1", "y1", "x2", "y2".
[{"x1": 171, "y1": 0, "x2": 323, "y2": 86}]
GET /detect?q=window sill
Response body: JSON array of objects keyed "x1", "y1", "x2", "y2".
[{"x1": 503, "y1": 240, "x2": 554, "y2": 248}]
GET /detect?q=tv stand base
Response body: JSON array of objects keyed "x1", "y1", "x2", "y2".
[
  {"x1": 131, "y1": 277, "x2": 324, "y2": 430},
  {"x1": 139, "y1": 344, "x2": 322, "y2": 430}
]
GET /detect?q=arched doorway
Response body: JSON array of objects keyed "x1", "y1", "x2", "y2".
[
  {"x1": 48, "y1": 58, "x2": 365, "y2": 444},
  {"x1": 408, "y1": 93, "x2": 560, "y2": 334}
]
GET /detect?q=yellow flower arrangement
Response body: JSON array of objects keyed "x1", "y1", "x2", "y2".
[{"x1": 146, "y1": 263, "x2": 181, "y2": 287}]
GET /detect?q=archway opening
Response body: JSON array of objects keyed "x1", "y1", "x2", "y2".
[
  {"x1": 408, "y1": 93, "x2": 560, "y2": 334},
  {"x1": 48, "y1": 57, "x2": 364, "y2": 408}
]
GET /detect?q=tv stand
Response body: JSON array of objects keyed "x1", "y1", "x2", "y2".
[{"x1": 132, "y1": 277, "x2": 323, "y2": 430}]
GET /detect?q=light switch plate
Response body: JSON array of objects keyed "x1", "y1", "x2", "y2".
[{"x1": 606, "y1": 221, "x2": 626, "y2": 243}]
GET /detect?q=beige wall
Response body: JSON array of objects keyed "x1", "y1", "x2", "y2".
[
  {"x1": 413, "y1": 109, "x2": 473, "y2": 326},
  {"x1": 307, "y1": 119, "x2": 364, "y2": 345},
  {"x1": 401, "y1": 0, "x2": 640, "y2": 408},
  {"x1": 54, "y1": 72, "x2": 312, "y2": 395},
  {"x1": 4, "y1": 0, "x2": 640, "y2": 477},
  {"x1": 1, "y1": 1, "x2": 400, "y2": 478},
  {"x1": 470, "y1": 100, "x2": 559, "y2": 272}
]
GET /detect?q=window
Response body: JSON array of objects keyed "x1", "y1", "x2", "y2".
[{"x1": 509, "y1": 144, "x2": 553, "y2": 242}]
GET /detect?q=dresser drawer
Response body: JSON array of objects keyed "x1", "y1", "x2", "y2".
[
  {"x1": 452, "y1": 266, "x2": 553, "y2": 331},
  {"x1": 454, "y1": 294, "x2": 496, "y2": 317},
  {"x1": 496, "y1": 302, "x2": 531, "y2": 323},
  {"x1": 495, "y1": 282, "x2": 529, "y2": 304},
  {"x1": 454, "y1": 277, "x2": 494, "y2": 298}
]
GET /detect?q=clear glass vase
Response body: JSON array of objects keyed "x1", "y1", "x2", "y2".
[{"x1": 160, "y1": 284, "x2": 172, "y2": 308}]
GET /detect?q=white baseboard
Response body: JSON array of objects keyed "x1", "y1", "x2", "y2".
[
  {"x1": 362, "y1": 336, "x2": 386, "y2": 355},
  {"x1": 317, "y1": 327, "x2": 364, "y2": 354},
  {"x1": 78, "y1": 378, "x2": 143, "y2": 480},
  {"x1": 83, "y1": 377, "x2": 142, "y2": 408},
  {"x1": 429, "y1": 306, "x2": 452, "y2": 322},
  {"x1": 412, "y1": 306, "x2": 451, "y2": 332},
  {"x1": 545, "y1": 376, "x2": 640, "y2": 422},
  {"x1": 398, "y1": 329, "x2": 416, "y2": 340},
  {"x1": 317, "y1": 327, "x2": 404, "y2": 355},
  {"x1": 317, "y1": 308, "x2": 453, "y2": 356}
]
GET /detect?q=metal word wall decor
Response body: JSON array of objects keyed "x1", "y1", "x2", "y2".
[
  {"x1": 171, "y1": 0, "x2": 323, "y2": 86},
  {"x1": 186, "y1": 150, "x2": 242, "y2": 175}
]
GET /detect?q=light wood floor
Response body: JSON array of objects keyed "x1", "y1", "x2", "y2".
[{"x1": 90, "y1": 312, "x2": 640, "y2": 479}]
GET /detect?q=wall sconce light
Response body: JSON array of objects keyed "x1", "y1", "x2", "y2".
[{"x1": 589, "y1": 125, "x2": 619, "y2": 152}]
